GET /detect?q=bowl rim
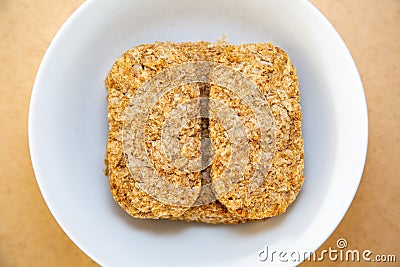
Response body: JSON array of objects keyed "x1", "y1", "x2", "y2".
[{"x1": 28, "y1": 0, "x2": 368, "y2": 265}]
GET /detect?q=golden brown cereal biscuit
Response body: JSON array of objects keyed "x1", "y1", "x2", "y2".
[{"x1": 105, "y1": 41, "x2": 304, "y2": 224}]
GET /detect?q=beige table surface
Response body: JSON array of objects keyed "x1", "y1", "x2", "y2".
[{"x1": 1, "y1": 0, "x2": 399, "y2": 266}]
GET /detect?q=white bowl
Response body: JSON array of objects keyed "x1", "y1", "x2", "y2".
[{"x1": 28, "y1": 0, "x2": 368, "y2": 266}]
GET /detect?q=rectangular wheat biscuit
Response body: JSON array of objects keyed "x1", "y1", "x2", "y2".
[{"x1": 105, "y1": 41, "x2": 304, "y2": 224}]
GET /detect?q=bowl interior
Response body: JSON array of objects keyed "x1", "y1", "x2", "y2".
[{"x1": 29, "y1": 0, "x2": 367, "y2": 266}]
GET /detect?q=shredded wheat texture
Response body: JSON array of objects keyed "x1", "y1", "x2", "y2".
[{"x1": 105, "y1": 41, "x2": 304, "y2": 224}]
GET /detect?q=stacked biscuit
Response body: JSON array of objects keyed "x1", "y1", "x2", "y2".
[{"x1": 105, "y1": 41, "x2": 304, "y2": 224}]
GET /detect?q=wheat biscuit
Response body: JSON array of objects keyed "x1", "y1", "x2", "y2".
[{"x1": 105, "y1": 41, "x2": 304, "y2": 223}]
